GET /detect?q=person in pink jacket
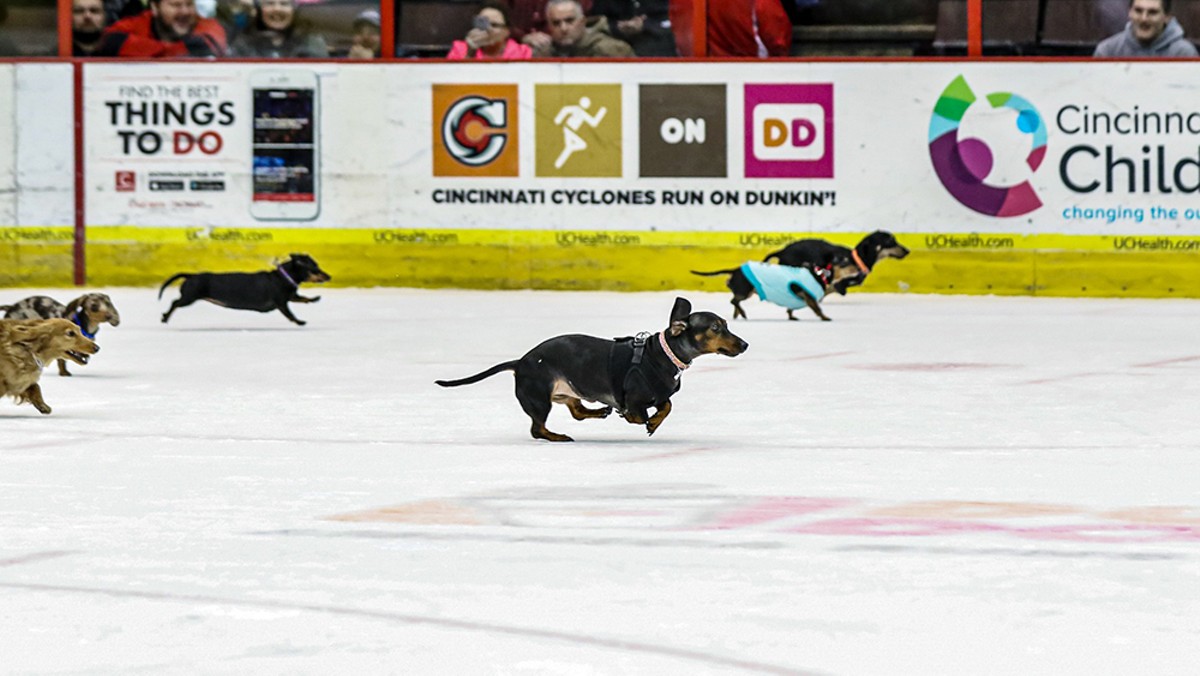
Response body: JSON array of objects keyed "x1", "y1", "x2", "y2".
[{"x1": 447, "y1": 0, "x2": 533, "y2": 59}]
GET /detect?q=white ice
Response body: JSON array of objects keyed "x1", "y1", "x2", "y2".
[{"x1": 1, "y1": 288, "x2": 1198, "y2": 675}]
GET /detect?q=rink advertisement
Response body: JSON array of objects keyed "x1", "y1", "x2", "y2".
[
  {"x1": 0, "y1": 63, "x2": 75, "y2": 286},
  {"x1": 84, "y1": 63, "x2": 387, "y2": 229},
  {"x1": 6, "y1": 61, "x2": 1200, "y2": 295}
]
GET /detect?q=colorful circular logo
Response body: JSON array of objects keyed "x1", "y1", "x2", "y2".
[
  {"x1": 929, "y1": 75, "x2": 1046, "y2": 217},
  {"x1": 442, "y1": 96, "x2": 508, "y2": 167}
]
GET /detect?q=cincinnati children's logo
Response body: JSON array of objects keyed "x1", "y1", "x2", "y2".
[
  {"x1": 929, "y1": 75, "x2": 1047, "y2": 217},
  {"x1": 442, "y1": 95, "x2": 509, "y2": 166}
]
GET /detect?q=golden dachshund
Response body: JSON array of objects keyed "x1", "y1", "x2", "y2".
[{"x1": 0, "y1": 319, "x2": 99, "y2": 414}]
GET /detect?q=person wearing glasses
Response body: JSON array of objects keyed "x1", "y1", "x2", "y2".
[
  {"x1": 522, "y1": 0, "x2": 634, "y2": 57},
  {"x1": 448, "y1": 0, "x2": 532, "y2": 59}
]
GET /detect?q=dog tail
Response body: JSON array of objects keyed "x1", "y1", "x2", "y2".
[
  {"x1": 690, "y1": 268, "x2": 741, "y2": 277},
  {"x1": 435, "y1": 361, "x2": 519, "y2": 387},
  {"x1": 157, "y1": 273, "x2": 190, "y2": 299}
]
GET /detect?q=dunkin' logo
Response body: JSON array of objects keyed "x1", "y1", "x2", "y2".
[
  {"x1": 744, "y1": 84, "x2": 833, "y2": 178},
  {"x1": 929, "y1": 75, "x2": 1047, "y2": 217}
]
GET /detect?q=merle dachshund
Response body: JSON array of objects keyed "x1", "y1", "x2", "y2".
[{"x1": 1, "y1": 293, "x2": 120, "y2": 375}]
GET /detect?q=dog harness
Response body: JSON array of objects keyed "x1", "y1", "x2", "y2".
[
  {"x1": 70, "y1": 310, "x2": 97, "y2": 340},
  {"x1": 608, "y1": 332, "x2": 685, "y2": 415},
  {"x1": 740, "y1": 261, "x2": 826, "y2": 309}
]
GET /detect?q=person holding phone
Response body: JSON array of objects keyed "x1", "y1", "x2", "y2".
[
  {"x1": 447, "y1": 0, "x2": 532, "y2": 59},
  {"x1": 228, "y1": 0, "x2": 328, "y2": 57}
]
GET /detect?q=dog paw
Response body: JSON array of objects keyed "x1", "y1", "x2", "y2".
[
  {"x1": 35, "y1": 404, "x2": 51, "y2": 415},
  {"x1": 600, "y1": 406, "x2": 613, "y2": 418},
  {"x1": 295, "y1": 320, "x2": 307, "y2": 326},
  {"x1": 311, "y1": 296, "x2": 321, "y2": 303}
]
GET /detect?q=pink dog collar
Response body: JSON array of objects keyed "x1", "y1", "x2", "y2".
[{"x1": 658, "y1": 331, "x2": 688, "y2": 371}]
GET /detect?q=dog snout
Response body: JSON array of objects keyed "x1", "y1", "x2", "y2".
[{"x1": 718, "y1": 334, "x2": 749, "y2": 356}]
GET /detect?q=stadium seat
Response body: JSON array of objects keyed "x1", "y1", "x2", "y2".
[
  {"x1": 398, "y1": 0, "x2": 482, "y2": 56},
  {"x1": 1040, "y1": 0, "x2": 1121, "y2": 54},
  {"x1": 933, "y1": 0, "x2": 1040, "y2": 55}
]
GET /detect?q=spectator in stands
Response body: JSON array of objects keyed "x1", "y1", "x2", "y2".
[
  {"x1": 522, "y1": 0, "x2": 634, "y2": 57},
  {"x1": 706, "y1": 0, "x2": 792, "y2": 57},
  {"x1": 346, "y1": 8, "x2": 380, "y2": 58},
  {"x1": 96, "y1": 0, "x2": 227, "y2": 56},
  {"x1": 228, "y1": 0, "x2": 327, "y2": 57},
  {"x1": 1094, "y1": 0, "x2": 1198, "y2": 57},
  {"x1": 216, "y1": 0, "x2": 255, "y2": 43},
  {"x1": 448, "y1": 0, "x2": 532, "y2": 59},
  {"x1": 74, "y1": 0, "x2": 110, "y2": 55},
  {"x1": 589, "y1": 0, "x2": 675, "y2": 56},
  {"x1": 105, "y1": 0, "x2": 137, "y2": 23}
]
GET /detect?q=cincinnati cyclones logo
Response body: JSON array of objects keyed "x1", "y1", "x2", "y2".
[{"x1": 441, "y1": 95, "x2": 509, "y2": 167}]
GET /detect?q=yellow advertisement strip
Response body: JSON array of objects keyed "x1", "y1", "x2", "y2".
[
  {"x1": 0, "y1": 227, "x2": 75, "y2": 287},
  {"x1": 6, "y1": 227, "x2": 1200, "y2": 299}
]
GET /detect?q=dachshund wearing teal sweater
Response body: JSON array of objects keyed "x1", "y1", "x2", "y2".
[{"x1": 691, "y1": 260, "x2": 862, "y2": 321}]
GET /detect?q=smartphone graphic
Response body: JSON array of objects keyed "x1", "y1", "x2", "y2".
[{"x1": 250, "y1": 70, "x2": 319, "y2": 220}]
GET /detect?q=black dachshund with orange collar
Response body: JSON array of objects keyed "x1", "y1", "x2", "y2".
[{"x1": 765, "y1": 230, "x2": 909, "y2": 295}]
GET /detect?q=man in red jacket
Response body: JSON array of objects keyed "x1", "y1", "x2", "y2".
[
  {"x1": 706, "y1": 0, "x2": 792, "y2": 57},
  {"x1": 96, "y1": 0, "x2": 227, "y2": 57}
]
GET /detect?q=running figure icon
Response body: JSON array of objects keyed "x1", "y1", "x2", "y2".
[{"x1": 553, "y1": 96, "x2": 607, "y2": 169}]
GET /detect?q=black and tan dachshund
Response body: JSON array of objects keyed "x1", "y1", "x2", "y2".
[
  {"x1": 765, "y1": 230, "x2": 910, "y2": 296},
  {"x1": 159, "y1": 253, "x2": 331, "y2": 325},
  {"x1": 436, "y1": 297, "x2": 748, "y2": 442}
]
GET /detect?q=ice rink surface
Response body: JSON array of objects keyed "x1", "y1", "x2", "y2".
[{"x1": 1, "y1": 287, "x2": 1198, "y2": 675}]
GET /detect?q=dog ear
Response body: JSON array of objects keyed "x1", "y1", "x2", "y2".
[{"x1": 668, "y1": 297, "x2": 691, "y2": 336}]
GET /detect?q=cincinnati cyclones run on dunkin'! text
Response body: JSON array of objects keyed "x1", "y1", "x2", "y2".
[{"x1": 430, "y1": 189, "x2": 836, "y2": 207}]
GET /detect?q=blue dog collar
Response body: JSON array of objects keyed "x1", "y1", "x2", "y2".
[{"x1": 71, "y1": 311, "x2": 97, "y2": 340}]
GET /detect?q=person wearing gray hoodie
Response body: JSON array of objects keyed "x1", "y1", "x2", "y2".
[{"x1": 1094, "y1": 0, "x2": 1199, "y2": 57}]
